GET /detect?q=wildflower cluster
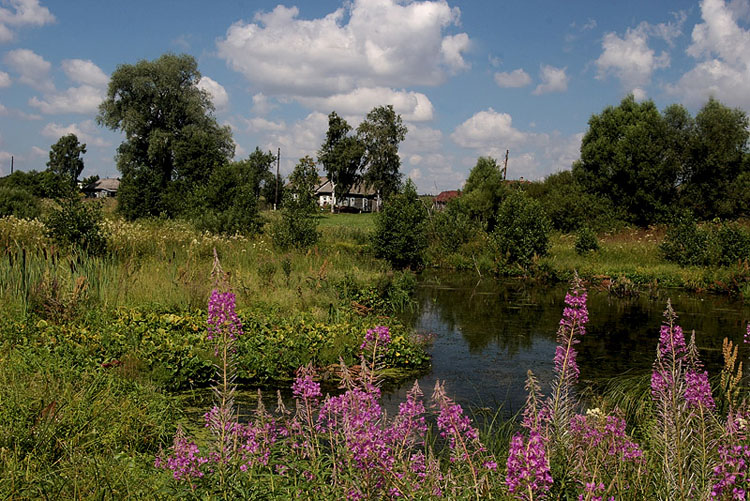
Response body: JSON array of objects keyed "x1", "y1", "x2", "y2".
[
  {"x1": 157, "y1": 301, "x2": 497, "y2": 498},
  {"x1": 506, "y1": 431, "x2": 553, "y2": 498}
]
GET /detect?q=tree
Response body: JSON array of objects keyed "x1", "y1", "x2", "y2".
[
  {"x1": 572, "y1": 95, "x2": 677, "y2": 226},
  {"x1": 372, "y1": 179, "x2": 428, "y2": 270},
  {"x1": 47, "y1": 133, "x2": 86, "y2": 190},
  {"x1": 461, "y1": 156, "x2": 507, "y2": 231},
  {"x1": 357, "y1": 105, "x2": 407, "y2": 207},
  {"x1": 97, "y1": 53, "x2": 234, "y2": 219},
  {"x1": 288, "y1": 155, "x2": 320, "y2": 212},
  {"x1": 681, "y1": 98, "x2": 749, "y2": 219},
  {"x1": 491, "y1": 190, "x2": 551, "y2": 268},
  {"x1": 318, "y1": 111, "x2": 365, "y2": 212}
]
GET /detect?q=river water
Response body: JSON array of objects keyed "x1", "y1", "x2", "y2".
[{"x1": 381, "y1": 271, "x2": 750, "y2": 415}]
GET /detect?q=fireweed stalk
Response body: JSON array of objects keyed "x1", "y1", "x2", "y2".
[
  {"x1": 651, "y1": 301, "x2": 693, "y2": 500},
  {"x1": 548, "y1": 273, "x2": 588, "y2": 443}
]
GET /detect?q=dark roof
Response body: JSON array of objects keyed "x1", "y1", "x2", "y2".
[
  {"x1": 315, "y1": 177, "x2": 376, "y2": 196},
  {"x1": 434, "y1": 190, "x2": 460, "y2": 203},
  {"x1": 85, "y1": 178, "x2": 120, "y2": 191}
]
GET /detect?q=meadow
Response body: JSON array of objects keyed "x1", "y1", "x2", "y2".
[{"x1": 1, "y1": 208, "x2": 749, "y2": 499}]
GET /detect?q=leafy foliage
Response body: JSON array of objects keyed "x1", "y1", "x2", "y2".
[
  {"x1": 45, "y1": 197, "x2": 107, "y2": 256},
  {"x1": 491, "y1": 190, "x2": 551, "y2": 267},
  {"x1": 270, "y1": 196, "x2": 320, "y2": 251},
  {"x1": 575, "y1": 226, "x2": 599, "y2": 255},
  {"x1": 97, "y1": 53, "x2": 234, "y2": 219},
  {"x1": 0, "y1": 187, "x2": 41, "y2": 219},
  {"x1": 47, "y1": 133, "x2": 86, "y2": 191},
  {"x1": 573, "y1": 95, "x2": 678, "y2": 226},
  {"x1": 357, "y1": 104, "x2": 407, "y2": 201},
  {"x1": 318, "y1": 111, "x2": 365, "y2": 208},
  {"x1": 372, "y1": 180, "x2": 427, "y2": 270},
  {"x1": 461, "y1": 156, "x2": 507, "y2": 231},
  {"x1": 287, "y1": 155, "x2": 320, "y2": 212}
]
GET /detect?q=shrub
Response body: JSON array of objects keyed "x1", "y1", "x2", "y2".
[
  {"x1": 575, "y1": 226, "x2": 599, "y2": 255},
  {"x1": 372, "y1": 180, "x2": 428, "y2": 270},
  {"x1": 491, "y1": 190, "x2": 551, "y2": 267},
  {"x1": 45, "y1": 197, "x2": 107, "y2": 256},
  {"x1": 715, "y1": 222, "x2": 750, "y2": 266},
  {"x1": 0, "y1": 187, "x2": 41, "y2": 219},
  {"x1": 660, "y1": 212, "x2": 709, "y2": 266},
  {"x1": 270, "y1": 198, "x2": 320, "y2": 250},
  {"x1": 426, "y1": 197, "x2": 481, "y2": 255}
]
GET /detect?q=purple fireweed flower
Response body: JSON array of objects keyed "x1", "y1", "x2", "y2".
[
  {"x1": 506, "y1": 431, "x2": 553, "y2": 499},
  {"x1": 361, "y1": 325, "x2": 391, "y2": 350},
  {"x1": 292, "y1": 365, "x2": 322, "y2": 401},
  {"x1": 685, "y1": 369, "x2": 716, "y2": 410},
  {"x1": 711, "y1": 444, "x2": 750, "y2": 500},
  {"x1": 207, "y1": 289, "x2": 242, "y2": 341},
  {"x1": 658, "y1": 324, "x2": 686, "y2": 357},
  {"x1": 432, "y1": 382, "x2": 480, "y2": 460},
  {"x1": 745, "y1": 322, "x2": 749, "y2": 345},
  {"x1": 155, "y1": 426, "x2": 209, "y2": 480}
]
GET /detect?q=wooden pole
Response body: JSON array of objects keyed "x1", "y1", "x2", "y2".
[
  {"x1": 10, "y1": 155, "x2": 13, "y2": 174},
  {"x1": 274, "y1": 147, "x2": 280, "y2": 210},
  {"x1": 503, "y1": 149, "x2": 509, "y2": 180}
]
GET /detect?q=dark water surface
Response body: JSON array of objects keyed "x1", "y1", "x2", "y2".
[{"x1": 381, "y1": 271, "x2": 750, "y2": 415}]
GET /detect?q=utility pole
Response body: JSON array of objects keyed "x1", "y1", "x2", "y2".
[
  {"x1": 10, "y1": 155, "x2": 14, "y2": 174},
  {"x1": 274, "y1": 147, "x2": 280, "y2": 211},
  {"x1": 502, "y1": 149, "x2": 509, "y2": 181}
]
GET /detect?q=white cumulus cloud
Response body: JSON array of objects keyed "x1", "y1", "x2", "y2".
[
  {"x1": 29, "y1": 84, "x2": 104, "y2": 114},
  {"x1": 216, "y1": 0, "x2": 470, "y2": 98},
  {"x1": 533, "y1": 65, "x2": 569, "y2": 95},
  {"x1": 595, "y1": 13, "x2": 685, "y2": 93},
  {"x1": 494, "y1": 68, "x2": 531, "y2": 88},
  {"x1": 297, "y1": 87, "x2": 434, "y2": 122},
  {"x1": 666, "y1": 0, "x2": 750, "y2": 108},
  {"x1": 4, "y1": 48, "x2": 52, "y2": 91},
  {"x1": 0, "y1": 70, "x2": 9, "y2": 87},
  {"x1": 0, "y1": 0, "x2": 55, "y2": 43},
  {"x1": 451, "y1": 108, "x2": 529, "y2": 149},
  {"x1": 197, "y1": 76, "x2": 229, "y2": 111},
  {"x1": 41, "y1": 120, "x2": 109, "y2": 147},
  {"x1": 61, "y1": 59, "x2": 108, "y2": 87}
]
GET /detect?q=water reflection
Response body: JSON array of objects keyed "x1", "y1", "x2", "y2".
[{"x1": 384, "y1": 271, "x2": 750, "y2": 416}]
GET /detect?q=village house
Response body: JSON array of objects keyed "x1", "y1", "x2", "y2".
[
  {"x1": 314, "y1": 177, "x2": 378, "y2": 212},
  {"x1": 83, "y1": 178, "x2": 120, "y2": 198},
  {"x1": 432, "y1": 190, "x2": 461, "y2": 211}
]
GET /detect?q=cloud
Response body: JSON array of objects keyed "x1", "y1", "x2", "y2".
[
  {"x1": 595, "y1": 13, "x2": 685, "y2": 92},
  {"x1": 494, "y1": 68, "x2": 531, "y2": 88},
  {"x1": 0, "y1": 70, "x2": 9, "y2": 87},
  {"x1": 29, "y1": 84, "x2": 104, "y2": 114},
  {"x1": 242, "y1": 117, "x2": 286, "y2": 133},
  {"x1": 532, "y1": 64, "x2": 568, "y2": 95},
  {"x1": 297, "y1": 87, "x2": 434, "y2": 121},
  {"x1": 61, "y1": 59, "x2": 108, "y2": 87},
  {"x1": 4, "y1": 48, "x2": 52, "y2": 91},
  {"x1": 216, "y1": 1, "x2": 469, "y2": 98},
  {"x1": 251, "y1": 93, "x2": 276, "y2": 115},
  {"x1": 451, "y1": 108, "x2": 530, "y2": 149},
  {"x1": 0, "y1": 0, "x2": 55, "y2": 43},
  {"x1": 41, "y1": 120, "x2": 109, "y2": 147},
  {"x1": 668, "y1": 0, "x2": 750, "y2": 108},
  {"x1": 0, "y1": 102, "x2": 41, "y2": 119},
  {"x1": 197, "y1": 76, "x2": 229, "y2": 111}
]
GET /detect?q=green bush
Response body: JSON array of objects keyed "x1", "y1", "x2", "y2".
[
  {"x1": 575, "y1": 226, "x2": 600, "y2": 255},
  {"x1": 45, "y1": 197, "x2": 107, "y2": 256},
  {"x1": 490, "y1": 190, "x2": 551, "y2": 267},
  {"x1": 0, "y1": 187, "x2": 41, "y2": 219},
  {"x1": 660, "y1": 213, "x2": 709, "y2": 266},
  {"x1": 372, "y1": 180, "x2": 427, "y2": 270},
  {"x1": 270, "y1": 199, "x2": 320, "y2": 250},
  {"x1": 427, "y1": 197, "x2": 481, "y2": 254},
  {"x1": 715, "y1": 222, "x2": 750, "y2": 266}
]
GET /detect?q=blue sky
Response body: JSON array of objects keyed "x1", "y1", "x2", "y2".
[{"x1": 0, "y1": 0, "x2": 748, "y2": 193}]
